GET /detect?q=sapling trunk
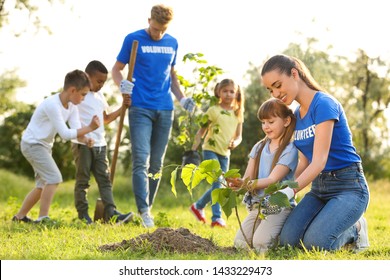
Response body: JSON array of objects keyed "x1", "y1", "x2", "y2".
[
  {"x1": 234, "y1": 205, "x2": 252, "y2": 249},
  {"x1": 250, "y1": 203, "x2": 262, "y2": 249}
]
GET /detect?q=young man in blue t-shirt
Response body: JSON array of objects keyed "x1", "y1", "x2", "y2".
[{"x1": 112, "y1": 4, "x2": 195, "y2": 228}]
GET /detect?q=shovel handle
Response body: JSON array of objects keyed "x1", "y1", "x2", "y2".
[{"x1": 110, "y1": 40, "x2": 138, "y2": 184}]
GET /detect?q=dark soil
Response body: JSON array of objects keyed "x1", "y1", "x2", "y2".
[{"x1": 99, "y1": 227, "x2": 237, "y2": 254}]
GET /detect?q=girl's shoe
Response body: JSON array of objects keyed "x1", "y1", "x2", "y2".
[
  {"x1": 211, "y1": 218, "x2": 226, "y2": 227},
  {"x1": 189, "y1": 204, "x2": 207, "y2": 223}
]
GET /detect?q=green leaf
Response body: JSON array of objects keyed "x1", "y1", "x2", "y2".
[
  {"x1": 236, "y1": 188, "x2": 247, "y2": 196},
  {"x1": 222, "y1": 191, "x2": 237, "y2": 219},
  {"x1": 281, "y1": 180, "x2": 299, "y2": 190},
  {"x1": 191, "y1": 168, "x2": 205, "y2": 189},
  {"x1": 269, "y1": 192, "x2": 291, "y2": 208},
  {"x1": 264, "y1": 182, "x2": 280, "y2": 195},
  {"x1": 224, "y1": 169, "x2": 241, "y2": 178},
  {"x1": 205, "y1": 174, "x2": 216, "y2": 185},
  {"x1": 199, "y1": 159, "x2": 220, "y2": 172},
  {"x1": 211, "y1": 188, "x2": 222, "y2": 206},
  {"x1": 181, "y1": 164, "x2": 197, "y2": 188},
  {"x1": 170, "y1": 167, "x2": 178, "y2": 197},
  {"x1": 211, "y1": 188, "x2": 237, "y2": 219}
]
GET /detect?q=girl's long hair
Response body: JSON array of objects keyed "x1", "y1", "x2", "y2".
[
  {"x1": 252, "y1": 98, "x2": 296, "y2": 179},
  {"x1": 214, "y1": 79, "x2": 245, "y2": 122}
]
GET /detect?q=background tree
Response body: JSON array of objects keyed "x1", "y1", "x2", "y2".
[
  {"x1": 229, "y1": 63, "x2": 269, "y2": 169},
  {"x1": 242, "y1": 40, "x2": 390, "y2": 179},
  {"x1": 0, "y1": 105, "x2": 34, "y2": 177},
  {"x1": 0, "y1": 0, "x2": 56, "y2": 33},
  {"x1": 0, "y1": 69, "x2": 26, "y2": 114},
  {"x1": 339, "y1": 49, "x2": 390, "y2": 178}
]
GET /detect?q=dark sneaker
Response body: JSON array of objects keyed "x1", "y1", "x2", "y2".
[
  {"x1": 115, "y1": 212, "x2": 134, "y2": 224},
  {"x1": 12, "y1": 215, "x2": 33, "y2": 223},
  {"x1": 78, "y1": 214, "x2": 93, "y2": 225}
]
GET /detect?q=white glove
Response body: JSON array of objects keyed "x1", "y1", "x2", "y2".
[
  {"x1": 120, "y1": 79, "x2": 134, "y2": 95},
  {"x1": 279, "y1": 187, "x2": 295, "y2": 200},
  {"x1": 180, "y1": 97, "x2": 196, "y2": 113}
]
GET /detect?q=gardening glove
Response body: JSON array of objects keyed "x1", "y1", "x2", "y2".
[
  {"x1": 120, "y1": 79, "x2": 134, "y2": 95},
  {"x1": 260, "y1": 195, "x2": 282, "y2": 216},
  {"x1": 180, "y1": 97, "x2": 196, "y2": 113},
  {"x1": 278, "y1": 187, "x2": 295, "y2": 200}
]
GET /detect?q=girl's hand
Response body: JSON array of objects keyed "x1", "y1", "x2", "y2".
[
  {"x1": 226, "y1": 177, "x2": 244, "y2": 190},
  {"x1": 228, "y1": 140, "x2": 236, "y2": 150}
]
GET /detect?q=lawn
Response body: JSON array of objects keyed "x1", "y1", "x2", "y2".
[{"x1": 1, "y1": 168, "x2": 389, "y2": 260}]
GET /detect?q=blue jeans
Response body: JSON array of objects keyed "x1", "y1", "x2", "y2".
[
  {"x1": 129, "y1": 107, "x2": 173, "y2": 214},
  {"x1": 195, "y1": 150, "x2": 229, "y2": 222},
  {"x1": 280, "y1": 162, "x2": 370, "y2": 251}
]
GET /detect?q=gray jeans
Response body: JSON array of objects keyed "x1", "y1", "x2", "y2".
[{"x1": 72, "y1": 144, "x2": 116, "y2": 219}]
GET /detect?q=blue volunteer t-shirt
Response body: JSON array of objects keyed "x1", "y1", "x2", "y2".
[
  {"x1": 293, "y1": 91, "x2": 361, "y2": 171},
  {"x1": 116, "y1": 29, "x2": 178, "y2": 110}
]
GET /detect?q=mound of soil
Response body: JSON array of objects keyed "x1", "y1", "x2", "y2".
[{"x1": 99, "y1": 227, "x2": 236, "y2": 254}]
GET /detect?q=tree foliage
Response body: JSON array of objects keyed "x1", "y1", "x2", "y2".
[
  {"x1": 0, "y1": 69, "x2": 26, "y2": 115},
  {"x1": 0, "y1": 104, "x2": 34, "y2": 176},
  {"x1": 1, "y1": 0, "x2": 390, "y2": 180},
  {"x1": 338, "y1": 49, "x2": 390, "y2": 178},
  {"x1": 0, "y1": 0, "x2": 56, "y2": 33}
]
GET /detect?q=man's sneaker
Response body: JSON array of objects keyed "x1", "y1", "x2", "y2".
[
  {"x1": 211, "y1": 218, "x2": 226, "y2": 228},
  {"x1": 115, "y1": 212, "x2": 134, "y2": 224},
  {"x1": 355, "y1": 216, "x2": 369, "y2": 252},
  {"x1": 12, "y1": 215, "x2": 33, "y2": 223},
  {"x1": 140, "y1": 211, "x2": 155, "y2": 228},
  {"x1": 189, "y1": 203, "x2": 206, "y2": 223},
  {"x1": 78, "y1": 214, "x2": 93, "y2": 225}
]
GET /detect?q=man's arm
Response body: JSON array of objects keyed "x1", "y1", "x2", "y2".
[
  {"x1": 170, "y1": 66, "x2": 185, "y2": 101},
  {"x1": 112, "y1": 60, "x2": 126, "y2": 87},
  {"x1": 171, "y1": 66, "x2": 195, "y2": 113}
]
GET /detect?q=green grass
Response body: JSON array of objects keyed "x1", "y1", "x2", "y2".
[{"x1": 0, "y1": 168, "x2": 389, "y2": 260}]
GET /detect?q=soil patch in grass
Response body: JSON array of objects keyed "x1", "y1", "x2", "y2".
[{"x1": 99, "y1": 227, "x2": 237, "y2": 254}]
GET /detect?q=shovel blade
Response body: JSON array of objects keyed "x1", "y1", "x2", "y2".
[{"x1": 94, "y1": 198, "x2": 104, "y2": 222}]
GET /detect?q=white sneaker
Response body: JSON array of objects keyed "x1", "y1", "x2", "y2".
[
  {"x1": 140, "y1": 211, "x2": 155, "y2": 228},
  {"x1": 211, "y1": 218, "x2": 226, "y2": 227},
  {"x1": 355, "y1": 216, "x2": 369, "y2": 252}
]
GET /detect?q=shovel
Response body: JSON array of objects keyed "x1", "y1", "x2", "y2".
[{"x1": 94, "y1": 40, "x2": 139, "y2": 222}]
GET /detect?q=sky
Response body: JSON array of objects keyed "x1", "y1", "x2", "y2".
[{"x1": 1, "y1": 0, "x2": 390, "y2": 105}]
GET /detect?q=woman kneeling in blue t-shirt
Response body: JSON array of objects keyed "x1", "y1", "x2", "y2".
[{"x1": 260, "y1": 54, "x2": 370, "y2": 252}]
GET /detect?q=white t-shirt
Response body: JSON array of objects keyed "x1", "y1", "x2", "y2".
[
  {"x1": 22, "y1": 93, "x2": 80, "y2": 148},
  {"x1": 72, "y1": 91, "x2": 108, "y2": 147}
]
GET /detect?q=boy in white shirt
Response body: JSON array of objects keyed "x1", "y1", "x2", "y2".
[
  {"x1": 71, "y1": 60, "x2": 133, "y2": 224},
  {"x1": 13, "y1": 69, "x2": 100, "y2": 223}
]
